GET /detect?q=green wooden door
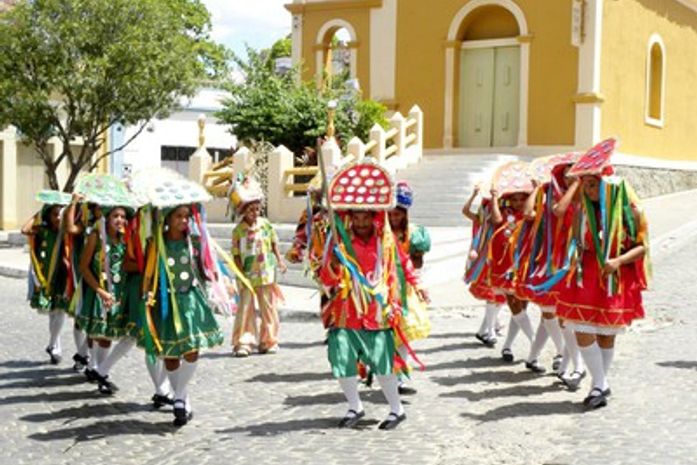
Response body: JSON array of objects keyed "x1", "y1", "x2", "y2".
[
  {"x1": 458, "y1": 48, "x2": 495, "y2": 148},
  {"x1": 492, "y1": 46, "x2": 520, "y2": 147},
  {"x1": 458, "y1": 46, "x2": 520, "y2": 147}
]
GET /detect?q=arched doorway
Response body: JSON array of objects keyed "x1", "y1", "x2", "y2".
[
  {"x1": 444, "y1": 0, "x2": 529, "y2": 148},
  {"x1": 315, "y1": 20, "x2": 358, "y2": 89}
]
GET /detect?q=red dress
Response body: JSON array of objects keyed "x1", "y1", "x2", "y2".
[
  {"x1": 465, "y1": 203, "x2": 505, "y2": 304},
  {"x1": 556, "y1": 226, "x2": 645, "y2": 330},
  {"x1": 515, "y1": 187, "x2": 576, "y2": 307},
  {"x1": 488, "y1": 208, "x2": 524, "y2": 294}
]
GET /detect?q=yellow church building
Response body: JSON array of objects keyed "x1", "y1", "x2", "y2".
[{"x1": 286, "y1": 0, "x2": 697, "y2": 164}]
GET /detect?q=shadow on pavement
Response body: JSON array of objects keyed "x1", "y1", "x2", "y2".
[
  {"x1": 0, "y1": 367, "x2": 68, "y2": 381},
  {"x1": 27, "y1": 419, "x2": 172, "y2": 442},
  {"x1": 427, "y1": 332, "x2": 476, "y2": 340},
  {"x1": 656, "y1": 360, "x2": 697, "y2": 370},
  {"x1": 2, "y1": 389, "x2": 102, "y2": 405},
  {"x1": 20, "y1": 401, "x2": 154, "y2": 423},
  {"x1": 418, "y1": 341, "x2": 483, "y2": 354},
  {"x1": 461, "y1": 400, "x2": 579, "y2": 422},
  {"x1": 0, "y1": 359, "x2": 47, "y2": 369},
  {"x1": 246, "y1": 372, "x2": 332, "y2": 383},
  {"x1": 440, "y1": 383, "x2": 561, "y2": 402},
  {"x1": 426, "y1": 356, "x2": 504, "y2": 371},
  {"x1": 0, "y1": 375, "x2": 87, "y2": 390},
  {"x1": 216, "y1": 417, "x2": 346, "y2": 437},
  {"x1": 281, "y1": 340, "x2": 326, "y2": 350},
  {"x1": 431, "y1": 369, "x2": 535, "y2": 387},
  {"x1": 283, "y1": 389, "x2": 386, "y2": 407}
]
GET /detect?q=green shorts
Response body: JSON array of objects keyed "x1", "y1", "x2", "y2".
[{"x1": 327, "y1": 328, "x2": 395, "y2": 378}]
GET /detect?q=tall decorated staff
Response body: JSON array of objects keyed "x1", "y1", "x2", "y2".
[
  {"x1": 319, "y1": 157, "x2": 422, "y2": 430},
  {"x1": 22, "y1": 190, "x2": 73, "y2": 365},
  {"x1": 556, "y1": 137, "x2": 650, "y2": 410}
]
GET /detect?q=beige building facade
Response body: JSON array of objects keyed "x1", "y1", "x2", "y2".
[{"x1": 287, "y1": 0, "x2": 697, "y2": 163}]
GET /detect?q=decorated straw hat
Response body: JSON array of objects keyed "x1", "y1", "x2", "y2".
[
  {"x1": 567, "y1": 138, "x2": 617, "y2": 177},
  {"x1": 35, "y1": 190, "x2": 72, "y2": 206},
  {"x1": 128, "y1": 167, "x2": 185, "y2": 206},
  {"x1": 229, "y1": 175, "x2": 264, "y2": 214},
  {"x1": 146, "y1": 177, "x2": 211, "y2": 209},
  {"x1": 75, "y1": 173, "x2": 138, "y2": 210},
  {"x1": 527, "y1": 152, "x2": 582, "y2": 185},
  {"x1": 328, "y1": 158, "x2": 395, "y2": 211},
  {"x1": 492, "y1": 161, "x2": 534, "y2": 197}
]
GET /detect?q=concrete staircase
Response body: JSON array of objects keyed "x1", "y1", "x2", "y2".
[{"x1": 396, "y1": 153, "x2": 521, "y2": 227}]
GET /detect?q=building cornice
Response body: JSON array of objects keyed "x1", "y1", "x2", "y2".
[{"x1": 285, "y1": 0, "x2": 382, "y2": 15}]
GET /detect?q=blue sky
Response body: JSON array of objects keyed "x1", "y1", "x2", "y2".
[{"x1": 202, "y1": 0, "x2": 291, "y2": 58}]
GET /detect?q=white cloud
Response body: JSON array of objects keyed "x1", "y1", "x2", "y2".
[{"x1": 202, "y1": 0, "x2": 291, "y2": 57}]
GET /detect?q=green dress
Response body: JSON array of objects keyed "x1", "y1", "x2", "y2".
[
  {"x1": 75, "y1": 237, "x2": 129, "y2": 340},
  {"x1": 120, "y1": 272, "x2": 144, "y2": 339},
  {"x1": 29, "y1": 228, "x2": 68, "y2": 313},
  {"x1": 145, "y1": 239, "x2": 223, "y2": 359}
]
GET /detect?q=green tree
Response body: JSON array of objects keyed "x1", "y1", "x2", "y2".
[
  {"x1": 0, "y1": 0, "x2": 228, "y2": 191},
  {"x1": 216, "y1": 46, "x2": 387, "y2": 158}
]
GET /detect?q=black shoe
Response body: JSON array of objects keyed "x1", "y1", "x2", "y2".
[
  {"x1": 378, "y1": 412, "x2": 406, "y2": 430},
  {"x1": 84, "y1": 368, "x2": 99, "y2": 383},
  {"x1": 475, "y1": 333, "x2": 497, "y2": 348},
  {"x1": 45, "y1": 347, "x2": 61, "y2": 365},
  {"x1": 583, "y1": 387, "x2": 608, "y2": 410},
  {"x1": 96, "y1": 373, "x2": 118, "y2": 395},
  {"x1": 338, "y1": 409, "x2": 365, "y2": 428},
  {"x1": 173, "y1": 400, "x2": 193, "y2": 427},
  {"x1": 398, "y1": 385, "x2": 418, "y2": 395},
  {"x1": 72, "y1": 353, "x2": 88, "y2": 372},
  {"x1": 501, "y1": 348, "x2": 514, "y2": 363},
  {"x1": 152, "y1": 393, "x2": 174, "y2": 409},
  {"x1": 525, "y1": 360, "x2": 546, "y2": 374},
  {"x1": 552, "y1": 354, "x2": 563, "y2": 372}
]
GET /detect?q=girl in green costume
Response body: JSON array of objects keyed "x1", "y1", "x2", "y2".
[
  {"x1": 77, "y1": 206, "x2": 136, "y2": 395},
  {"x1": 141, "y1": 204, "x2": 223, "y2": 427},
  {"x1": 22, "y1": 204, "x2": 69, "y2": 364}
]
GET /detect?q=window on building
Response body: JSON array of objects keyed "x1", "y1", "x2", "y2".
[
  {"x1": 645, "y1": 34, "x2": 665, "y2": 127},
  {"x1": 160, "y1": 145, "x2": 233, "y2": 177}
]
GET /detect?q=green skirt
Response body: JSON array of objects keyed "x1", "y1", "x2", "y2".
[
  {"x1": 75, "y1": 282, "x2": 128, "y2": 340},
  {"x1": 30, "y1": 288, "x2": 68, "y2": 314},
  {"x1": 327, "y1": 328, "x2": 395, "y2": 378},
  {"x1": 144, "y1": 285, "x2": 223, "y2": 359},
  {"x1": 118, "y1": 274, "x2": 143, "y2": 339}
]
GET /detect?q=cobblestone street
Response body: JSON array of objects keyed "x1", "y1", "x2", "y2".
[{"x1": 0, "y1": 240, "x2": 695, "y2": 465}]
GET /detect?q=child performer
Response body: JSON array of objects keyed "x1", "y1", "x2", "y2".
[
  {"x1": 320, "y1": 160, "x2": 425, "y2": 430},
  {"x1": 22, "y1": 192, "x2": 71, "y2": 364},
  {"x1": 517, "y1": 154, "x2": 580, "y2": 377},
  {"x1": 77, "y1": 203, "x2": 137, "y2": 395},
  {"x1": 388, "y1": 181, "x2": 431, "y2": 395},
  {"x1": 557, "y1": 139, "x2": 649, "y2": 410},
  {"x1": 231, "y1": 177, "x2": 287, "y2": 357},
  {"x1": 488, "y1": 162, "x2": 535, "y2": 363},
  {"x1": 142, "y1": 202, "x2": 224, "y2": 426},
  {"x1": 463, "y1": 184, "x2": 506, "y2": 347}
]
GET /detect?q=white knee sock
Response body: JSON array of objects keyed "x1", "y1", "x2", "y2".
[
  {"x1": 174, "y1": 360, "x2": 197, "y2": 411},
  {"x1": 562, "y1": 326, "x2": 584, "y2": 373},
  {"x1": 484, "y1": 302, "x2": 501, "y2": 338},
  {"x1": 542, "y1": 317, "x2": 565, "y2": 355},
  {"x1": 579, "y1": 343, "x2": 609, "y2": 391},
  {"x1": 512, "y1": 311, "x2": 535, "y2": 342},
  {"x1": 95, "y1": 345, "x2": 109, "y2": 370},
  {"x1": 48, "y1": 311, "x2": 66, "y2": 353},
  {"x1": 558, "y1": 345, "x2": 571, "y2": 375},
  {"x1": 97, "y1": 338, "x2": 135, "y2": 377},
  {"x1": 503, "y1": 318, "x2": 520, "y2": 350},
  {"x1": 527, "y1": 320, "x2": 548, "y2": 362},
  {"x1": 87, "y1": 344, "x2": 99, "y2": 370},
  {"x1": 73, "y1": 328, "x2": 88, "y2": 357},
  {"x1": 601, "y1": 347, "x2": 615, "y2": 375},
  {"x1": 376, "y1": 374, "x2": 404, "y2": 416},
  {"x1": 477, "y1": 314, "x2": 489, "y2": 336},
  {"x1": 338, "y1": 377, "x2": 364, "y2": 413},
  {"x1": 145, "y1": 355, "x2": 172, "y2": 396}
]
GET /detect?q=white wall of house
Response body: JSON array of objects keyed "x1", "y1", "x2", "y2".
[{"x1": 111, "y1": 87, "x2": 237, "y2": 178}]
